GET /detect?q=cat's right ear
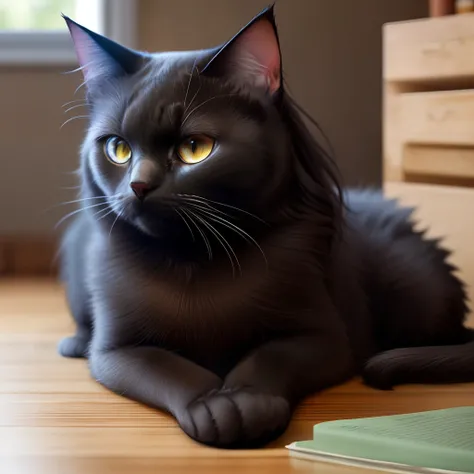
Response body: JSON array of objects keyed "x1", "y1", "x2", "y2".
[
  {"x1": 201, "y1": 5, "x2": 282, "y2": 96},
  {"x1": 63, "y1": 15, "x2": 143, "y2": 89}
]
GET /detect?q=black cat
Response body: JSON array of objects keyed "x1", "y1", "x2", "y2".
[{"x1": 59, "y1": 6, "x2": 473, "y2": 448}]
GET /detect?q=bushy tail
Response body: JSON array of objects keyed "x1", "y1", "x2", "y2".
[{"x1": 363, "y1": 330, "x2": 474, "y2": 390}]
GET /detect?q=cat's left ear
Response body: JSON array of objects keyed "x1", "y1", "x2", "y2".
[
  {"x1": 202, "y1": 5, "x2": 282, "y2": 95},
  {"x1": 63, "y1": 14, "x2": 143, "y2": 89}
]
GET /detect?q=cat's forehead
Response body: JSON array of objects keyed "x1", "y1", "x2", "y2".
[
  {"x1": 124, "y1": 48, "x2": 226, "y2": 112},
  {"x1": 118, "y1": 48, "x2": 234, "y2": 138},
  {"x1": 145, "y1": 49, "x2": 215, "y2": 86}
]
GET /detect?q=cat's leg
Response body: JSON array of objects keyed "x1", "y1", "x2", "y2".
[
  {"x1": 59, "y1": 334, "x2": 90, "y2": 359},
  {"x1": 58, "y1": 217, "x2": 93, "y2": 359},
  {"x1": 57, "y1": 284, "x2": 91, "y2": 359},
  {"x1": 88, "y1": 347, "x2": 222, "y2": 431},
  {"x1": 184, "y1": 332, "x2": 354, "y2": 448}
]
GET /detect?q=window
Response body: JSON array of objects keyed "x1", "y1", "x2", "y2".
[
  {"x1": 0, "y1": 0, "x2": 136, "y2": 64},
  {"x1": 0, "y1": 0, "x2": 103, "y2": 32}
]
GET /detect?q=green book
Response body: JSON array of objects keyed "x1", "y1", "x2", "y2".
[{"x1": 286, "y1": 407, "x2": 474, "y2": 473}]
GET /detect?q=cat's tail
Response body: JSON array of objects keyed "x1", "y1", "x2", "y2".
[{"x1": 362, "y1": 329, "x2": 474, "y2": 390}]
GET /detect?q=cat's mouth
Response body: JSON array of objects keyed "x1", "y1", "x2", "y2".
[
  {"x1": 108, "y1": 193, "x2": 261, "y2": 243},
  {"x1": 113, "y1": 196, "x2": 185, "y2": 238}
]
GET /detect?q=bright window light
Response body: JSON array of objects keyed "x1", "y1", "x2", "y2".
[
  {"x1": 0, "y1": 0, "x2": 104, "y2": 33},
  {"x1": 0, "y1": 0, "x2": 135, "y2": 65}
]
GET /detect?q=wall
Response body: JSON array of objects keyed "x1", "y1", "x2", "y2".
[
  {"x1": 1, "y1": 67, "x2": 84, "y2": 236},
  {"x1": 0, "y1": 0, "x2": 427, "y2": 237}
]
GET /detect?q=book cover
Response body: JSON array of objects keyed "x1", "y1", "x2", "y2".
[{"x1": 287, "y1": 407, "x2": 474, "y2": 473}]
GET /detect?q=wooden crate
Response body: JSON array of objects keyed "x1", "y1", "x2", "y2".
[{"x1": 383, "y1": 14, "x2": 474, "y2": 306}]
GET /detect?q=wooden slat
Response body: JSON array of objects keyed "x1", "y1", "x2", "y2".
[
  {"x1": 384, "y1": 88, "x2": 474, "y2": 181},
  {"x1": 384, "y1": 12, "x2": 474, "y2": 84},
  {"x1": 403, "y1": 143, "x2": 474, "y2": 183},
  {"x1": 400, "y1": 89, "x2": 474, "y2": 146},
  {"x1": 1, "y1": 457, "x2": 341, "y2": 474},
  {"x1": 383, "y1": 15, "x2": 474, "y2": 184}
]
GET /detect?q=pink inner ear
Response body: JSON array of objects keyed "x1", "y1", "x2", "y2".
[
  {"x1": 67, "y1": 22, "x2": 100, "y2": 81},
  {"x1": 69, "y1": 25, "x2": 91, "y2": 66},
  {"x1": 231, "y1": 19, "x2": 281, "y2": 94}
]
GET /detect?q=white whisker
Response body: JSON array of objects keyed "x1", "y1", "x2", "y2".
[
  {"x1": 62, "y1": 64, "x2": 87, "y2": 75},
  {"x1": 64, "y1": 103, "x2": 88, "y2": 114},
  {"x1": 195, "y1": 207, "x2": 268, "y2": 268},
  {"x1": 93, "y1": 206, "x2": 114, "y2": 221},
  {"x1": 52, "y1": 195, "x2": 120, "y2": 209},
  {"x1": 181, "y1": 208, "x2": 212, "y2": 260},
  {"x1": 188, "y1": 209, "x2": 240, "y2": 277},
  {"x1": 175, "y1": 208, "x2": 195, "y2": 242},
  {"x1": 75, "y1": 81, "x2": 87, "y2": 95},
  {"x1": 62, "y1": 99, "x2": 87, "y2": 109},
  {"x1": 61, "y1": 115, "x2": 89, "y2": 129},
  {"x1": 179, "y1": 197, "x2": 231, "y2": 219},
  {"x1": 181, "y1": 94, "x2": 239, "y2": 126},
  {"x1": 55, "y1": 201, "x2": 109, "y2": 229},
  {"x1": 182, "y1": 67, "x2": 202, "y2": 117},
  {"x1": 44, "y1": 197, "x2": 120, "y2": 220},
  {"x1": 179, "y1": 193, "x2": 267, "y2": 224},
  {"x1": 109, "y1": 209, "x2": 123, "y2": 239},
  {"x1": 183, "y1": 58, "x2": 198, "y2": 109}
]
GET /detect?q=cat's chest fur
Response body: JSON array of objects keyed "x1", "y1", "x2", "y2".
[{"x1": 87, "y1": 227, "x2": 320, "y2": 371}]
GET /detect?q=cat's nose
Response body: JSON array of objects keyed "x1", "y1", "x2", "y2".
[{"x1": 130, "y1": 181, "x2": 157, "y2": 201}]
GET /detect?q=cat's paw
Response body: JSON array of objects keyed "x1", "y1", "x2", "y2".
[
  {"x1": 58, "y1": 335, "x2": 90, "y2": 358},
  {"x1": 178, "y1": 388, "x2": 291, "y2": 448}
]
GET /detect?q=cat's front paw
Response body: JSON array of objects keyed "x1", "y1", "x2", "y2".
[
  {"x1": 58, "y1": 335, "x2": 90, "y2": 358},
  {"x1": 178, "y1": 388, "x2": 291, "y2": 448}
]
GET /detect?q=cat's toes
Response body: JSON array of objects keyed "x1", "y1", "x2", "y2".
[
  {"x1": 180, "y1": 388, "x2": 291, "y2": 448},
  {"x1": 58, "y1": 335, "x2": 90, "y2": 358}
]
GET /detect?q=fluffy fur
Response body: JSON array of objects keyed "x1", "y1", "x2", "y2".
[{"x1": 59, "y1": 6, "x2": 473, "y2": 448}]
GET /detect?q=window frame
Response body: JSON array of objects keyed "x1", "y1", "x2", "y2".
[{"x1": 0, "y1": 0, "x2": 138, "y2": 65}]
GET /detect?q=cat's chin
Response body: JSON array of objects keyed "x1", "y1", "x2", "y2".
[
  {"x1": 132, "y1": 216, "x2": 164, "y2": 239},
  {"x1": 130, "y1": 211, "x2": 182, "y2": 240},
  {"x1": 124, "y1": 201, "x2": 179, "y2": 239}
]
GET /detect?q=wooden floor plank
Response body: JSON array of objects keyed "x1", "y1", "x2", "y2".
[
  {"x1": 1, "y1": 278, "x2": 473, "y2": 473},
  {"x1": 3, "y1": 457, "x2": 354, "y2": 474}
]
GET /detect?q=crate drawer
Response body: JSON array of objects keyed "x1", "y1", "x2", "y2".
[
  {"x1": 399, "y1": 90, "x2": 474, "y2": 146},
  {"x1": 403, "y1": 144, "x2": 474, "y2": 183},
  {"x1": 384, "y1": 13, "x2": 474, "y2": 83}
]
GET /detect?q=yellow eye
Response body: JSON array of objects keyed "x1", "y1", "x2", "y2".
[
  {"x1": 104, "y1": 136, "x2": 132, "y2": 165},
  {"x1": 177, "y1": 135, "x2": 215, "y2": 164}
]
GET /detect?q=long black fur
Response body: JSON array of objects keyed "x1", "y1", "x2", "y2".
[{"x1": 58, "y1": 7, "x2": 473, "y2": 449}]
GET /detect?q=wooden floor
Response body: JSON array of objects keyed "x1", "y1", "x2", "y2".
[{"x1": 1, "y1": 279, "x2": 473, "y2": 474}]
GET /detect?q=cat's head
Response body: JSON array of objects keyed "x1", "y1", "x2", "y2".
[{"x1": 65, "y1": 6, "x2": 341, "y2": 242}]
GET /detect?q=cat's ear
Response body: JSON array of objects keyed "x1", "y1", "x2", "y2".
[
  {"x1": 63, "y1": 15, "x2": 143, "y2": 87},
  {"x1": 202, "y1": 5, "x2": 282, "y2": 95}
]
